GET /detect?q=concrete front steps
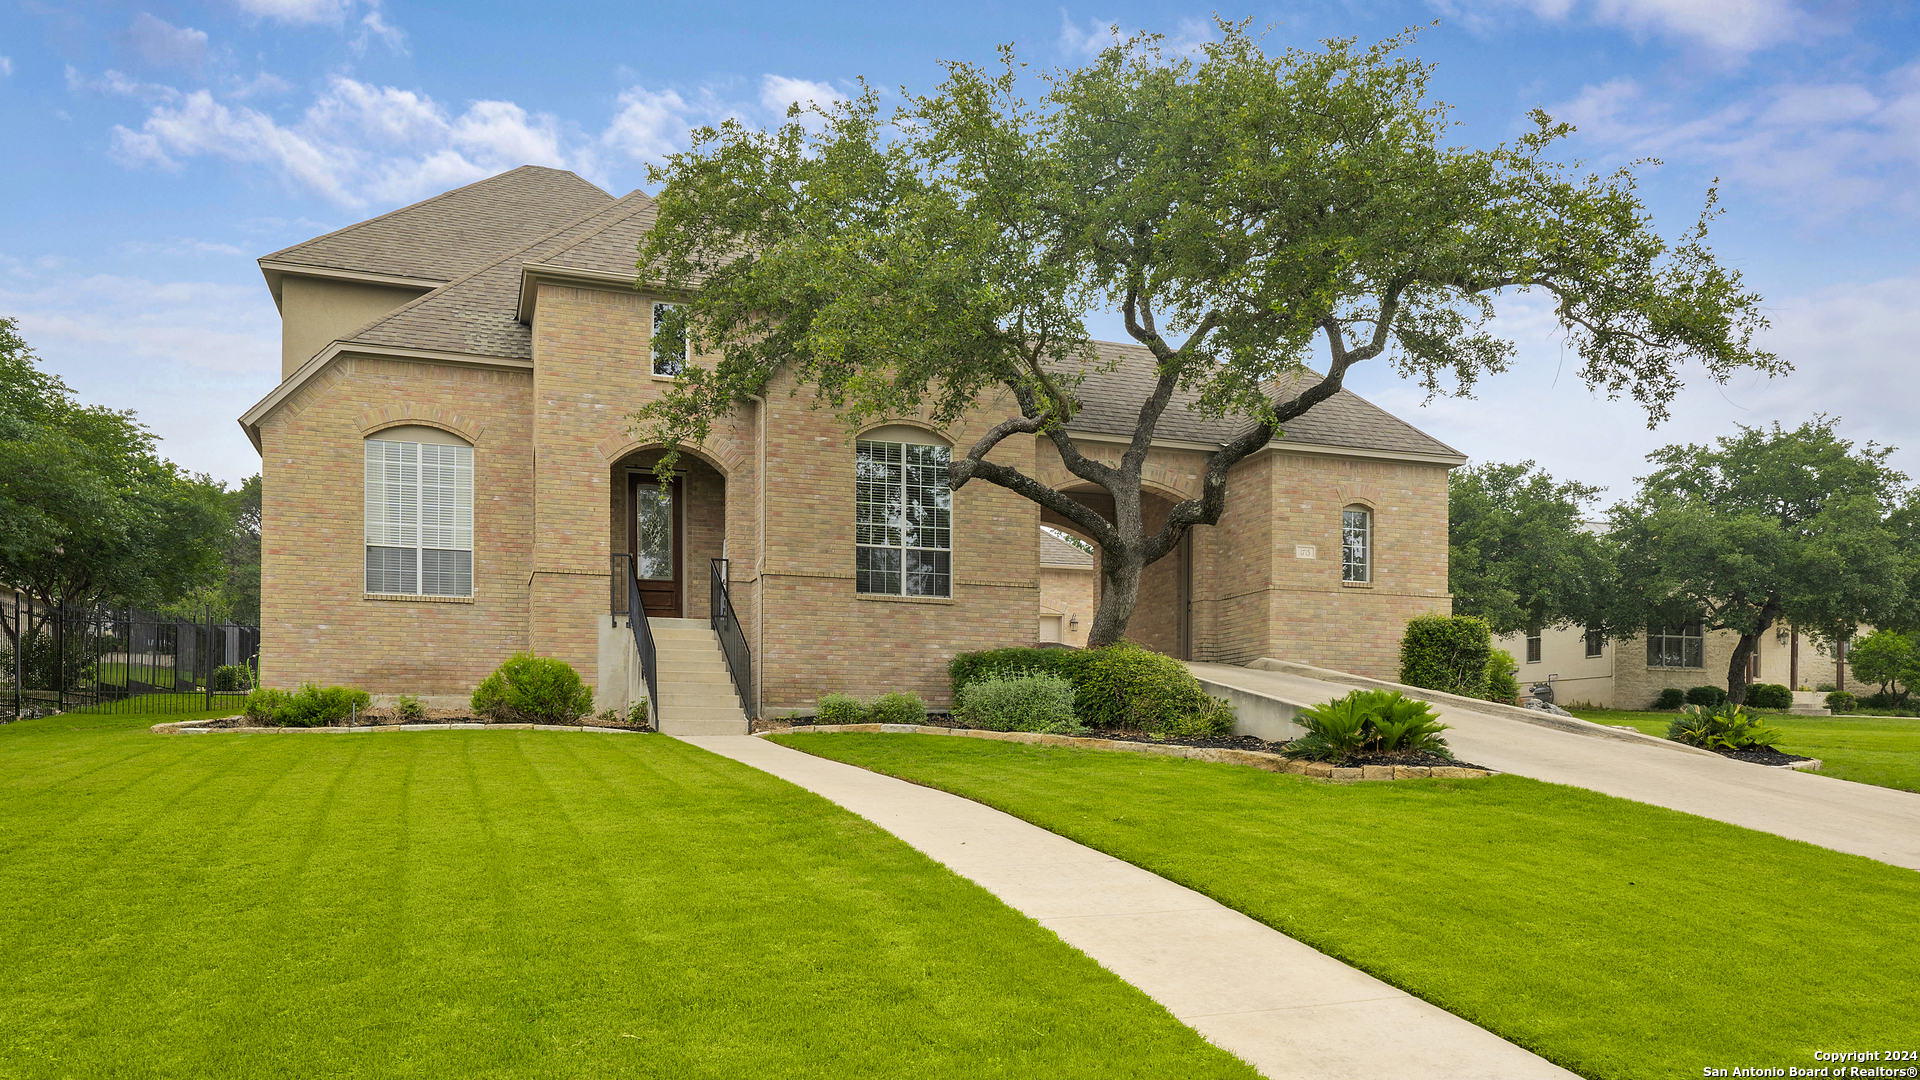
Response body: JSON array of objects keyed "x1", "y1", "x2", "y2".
[{"x1": 648, "y1": 618, "x2": 749, "y2": 735}]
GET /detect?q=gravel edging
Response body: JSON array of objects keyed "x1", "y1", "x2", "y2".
[
  {"x1": 760, "y1": 723, "x2": 1496, "y2": 781},
  {"x1": 151, "y1": 717, "x2": 642, "y2": 734}
]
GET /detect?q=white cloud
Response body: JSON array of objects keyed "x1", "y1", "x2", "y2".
[
  {"x1": 352, "y1": 8, "x2": 408, "y2": 56},
  {"x1": 121, "y1": 238, "x2": 249, "y2": 257},
  {"x1": 67, "y1": 65, "x2": 180, "y2": 101},
  {"x1": 1059, "y1": 13, "x2": 1121, "y2": 58},
  {"x1": 1552, "y1": 72, "x2": 1920, "y2": 220},
  {"x1": 759, "y1": 74, "x2": 844, "y2": 118},
  {"x1": 1, "y1": 56, "x2": 13, "y2": 77},
  {"x1": 1436, "y1": 0, "x2": 1810, "y2": 54},
  {"x1": 233, "y1": 0, "x2": 353, "y2": 27},
  {"x1": 601, "y1": 86, "x2": 694, "y2": 161},
  {"x1": 125, "y1": 13, "x2": 209, "y2": 70},
  {"x1": 227, "y1": 71, "x2": 294, "y2": 99}
]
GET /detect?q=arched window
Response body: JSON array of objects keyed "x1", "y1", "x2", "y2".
[
  {"x1": 855, "y1": 426, "x2": 952, "y2": 598},
  {"x1": 1341, "y1": 505, "x2": 1372, "y2": 583},
  {"x1": 365, "y1": 425, "x2": 474, "y2": 597}
]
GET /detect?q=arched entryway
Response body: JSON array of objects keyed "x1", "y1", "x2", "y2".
[
  {"x1": 1039, "y1": 487, "x2": 1192, "y2": 659},
  {"x1": 609, "y1": 448, "x2": 729, "y2": 621}
]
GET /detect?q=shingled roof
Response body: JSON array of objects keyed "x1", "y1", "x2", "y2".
[
  {"x1": 1040, "y1": 530, "x2": 1096, "y2": 569},
  {"x1": 260, "y1": 166, "x2": 612, "y2": 284},
  {"x1": 344, "y1": 190, "x2": 656, "y2": 359},
  {"x1": 1065, "y1": 341, "x2": 1463, "y2": 462}
]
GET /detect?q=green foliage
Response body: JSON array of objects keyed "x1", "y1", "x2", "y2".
[
  {"x1": 1485, "y1": 648, "x2": 1519, "y2": 704},
  {"x1": 867, "y1": 691, "x2": 928, "y2": 726},
  {"x1": 210, "y1": 664, "x2": 252, "y2": 692},
  {"x1": 1825, "y1": 690, "x2": 1858, "y2": 713},
  {"x1": 1283, "y1": 689, "x2": 1452, "y2": 762},
  {"x1": 1450, "y1": 462, "x2": 1614, "y2": 636},
  {"x1": 815, "y1": 693, "x2": 866, "y2": 725},
  {"x1": 1653, "y1": 687, "x2": 1687, "y2": 710},
  {"x1": 1745, "y1": 683, "x2": 1793, "y2": 710},
  {"x1": 628, "y1": 699, "x2": 651, "y2": 727},
  {"x1": 632, "y1": 26, "x2": 1776, "y2": 649},
  {"x1": 469, "y1": 653, "x2": 594, "y2": 724},
  {"x1": 1609, "y1": 418, "x2": 1914, "y2": 701},
  {"x1": 1847, "y1": 630, "x2": 1917, "y2": 700},
  {"x1": 953, "y1": 674, "x2": 1081, "y2": 734},
  {"x1": 1666, "y1": 703, "x2": 1783, "y2": 751},
  {"x1": 1398, "y1": 614, "x2": 1493, "y2": 699},
  {"x1": 394, "y1": 694, "x2": 427, "y2": 722},
  {"x1": 948, "y1": 647, "x2": 1092, "y2": 697},
  {"x1": 244, "y1": 683, "x2": 372, "y2": 727},
  {"x1": 1686, "y1": 685, "x2": 1728, "y2": 708}
]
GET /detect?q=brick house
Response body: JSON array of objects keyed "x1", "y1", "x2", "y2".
[{"x1": 240, "y1": 166, "x2": 1466, "y2": 733}]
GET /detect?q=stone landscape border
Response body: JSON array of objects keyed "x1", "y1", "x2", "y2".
[
  {"x1": 762, "y1": 724, "x2": 1495, "y2": 780},
  {"x1": 151, "y1": 718, "x2": 640, "y2": 734}
]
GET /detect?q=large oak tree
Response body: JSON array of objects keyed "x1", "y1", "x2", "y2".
[
  {"x1": 632, "y1": 24, "x2": 1778, "y2": 647},
  {"x1": 1449, "y1": 461, "x2": 1614, "y2": 637}
]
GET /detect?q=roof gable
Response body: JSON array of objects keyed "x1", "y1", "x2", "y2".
[{"x1": 261, "y1": 166, "x2": 613, "y2": 284}]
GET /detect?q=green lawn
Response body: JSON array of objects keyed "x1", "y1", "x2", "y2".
[
  {"x1": 1568, "y1": 707, "x2": 1920, "y2": 794},
  {"x1": 772, "y1": 732, "x2": 1920, "y2": 1080},
  {"x1": 0, "y1": 712, "x2": 1255, "y2": 1079}
]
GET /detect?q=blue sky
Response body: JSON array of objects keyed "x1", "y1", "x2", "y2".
[{"x1": 2, "y1": 0, "x2": 1917, "y2": 507}]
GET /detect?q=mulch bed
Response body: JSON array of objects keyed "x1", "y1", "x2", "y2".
[
  {"x1": 1711, "y1": 747, "x2": 1815, "y2": 767},
  {"x1": 779, "y1": 713, "x2": 1490, "y2": 770}
]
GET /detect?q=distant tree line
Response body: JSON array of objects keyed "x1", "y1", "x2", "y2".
[
  {"x1": 1450, "y1": 417, "x2": 1917, "y2": 705},
  {"x1": 0, "y1": 316, "x2": 259, "y2": 662}
]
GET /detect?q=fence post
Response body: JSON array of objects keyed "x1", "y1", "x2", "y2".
[
  {"x1": 204, "y1": 606, "x2": 214, "y2": 712},
  {"x1": 12, "y1": 593, "x2": 20, "y2": 720}
]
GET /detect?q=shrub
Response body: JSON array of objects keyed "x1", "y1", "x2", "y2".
[
  {"x1": 948, "y1": 646, "x2": 1093, "y2": 697},
  {"x1": 212, "y1": 664, "x2": 253, "y2": 692},
  {"x1": 1685, "y1": 685, "x2": 1728, "y2": 708},
  {"x1": 469, "y1": 653, "x2": 594, "y2": 724},
  {"x1": 1652, "y1": 687, "x2": 1687, "y2": 710},
  {"x1": 1076, "y1": 641, "x2": 1230, "y2": 735},
  {"x1": 1284, "y1": 689, "x2": 1452, "y2": 762},
  {"x1": 1815, "y1": 682, "x2": 1837, "y2": 693},
  {"x1": 1861, "y1": 690, "x2": 1901, "y2": 709},
  {"x1": 1485, "y1": 648, "x2": 1519, "y2": 705},
  {"x1": 1745, "y1": 683, "x2": 1793, "y2": 710},
  {"x1": 816, "y1": 693, "x2": 866, "y2": 725},
  {"x1": 1666, "y1": 703, "x2": 1783, "y2": 751},
  {"x1": 1825, "y1": 690, "x2": 1858, "y2": 713},
  {"x1": 394, "y1": 694, "x2": 427, "y2": 722},
  {"x1": 1398, "y1": 614, "x2": 1492, "y2": 699},
  {"x1": 866, "y1": 690, "x2": 927, "y2": 726},
  {"x1": 244, "y1": 683, "x2": 372, "y2": 727},
  {"x1": 954, "y1": 674, "x2": 1079, "y2": 734},
  {"x1": 628, "y1": 699, "x2": 650, "y2": 727}
]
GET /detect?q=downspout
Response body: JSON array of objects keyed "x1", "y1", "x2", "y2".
[{"x1": 751, "y1": 393, "x2": 767, "y2": 720}]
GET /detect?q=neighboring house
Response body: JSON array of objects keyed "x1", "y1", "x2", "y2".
[
  {"x1": 1038, "y1": 529, "x2": 1096, "y2": 646},
  {"x1": 1497, "y1": 622, "x2": 1861, "y2": 708},
  {"x1": 239, "y1": 166, "x2": 1467, "y2": 732}
]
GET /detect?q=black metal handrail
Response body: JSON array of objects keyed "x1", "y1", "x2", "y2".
[
  {"x1": 710, "y1": 558, "x2": 753, "y2": 719},
  {"x1": 618, "y1": 555, "x2": 660, "y2": 727}
]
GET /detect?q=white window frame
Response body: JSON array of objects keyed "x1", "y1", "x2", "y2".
[
  {"x1": 652, "y1": 302, "x2": 689, "y2": 377},
  {"x1": 855, "y1": 437, "x2": 952, "y2": 598},
  {"x1": 364, "y1": 437, "x2": 474, "y2": 597},
  {"x1": 1526, "y1": 629, "x2": 1543, "y2": 663},
  {"x1": 1341, "y1": 506, "x2": 1372, "y2": 583}
]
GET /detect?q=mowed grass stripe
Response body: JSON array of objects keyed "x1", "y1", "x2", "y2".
[
  {"x1": 775, "y1": 733, "x2": 1920, "y2": 1080},
  {"x1": 0, "y1": 718, "x2": 1257, "y2": 1079}
]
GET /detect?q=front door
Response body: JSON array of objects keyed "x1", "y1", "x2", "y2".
[{"x1": 630, "y1": 474, "x2": 683, "y2": 619}]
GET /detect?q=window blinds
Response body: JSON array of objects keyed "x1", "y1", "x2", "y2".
[{"x1": 365, "y1": 439, "x2": 473, "y2": 596}]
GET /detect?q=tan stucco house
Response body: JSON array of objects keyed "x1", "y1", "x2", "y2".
[{"x1": 240, "y1": 166, "x2": 1467, "y2": 733}]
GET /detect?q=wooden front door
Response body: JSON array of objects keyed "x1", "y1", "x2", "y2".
[{"x1": 629, "y1": 474, "x2": 683, "y2": 619}]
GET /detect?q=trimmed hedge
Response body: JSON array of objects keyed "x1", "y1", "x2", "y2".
[
  {"x1": 1825, "y1": 690, "x2": 1858, "y2": 713},
  {"x1": 947, "y1": 641, "x2": 1233, "y2": 736},
  {"x1": 866, "y1": 691, "x2": 928, "y2": 726},
  {"x1": 816, "y1": 693, "x2": 865, "y2": 724},
  {"x1": 1398, "y1": 614, "x2": 1492, "y2": 699},
  {"x1": 1685, "y1": 685, "x2": 1728, "y2": 708},
  {"x1": 1653, "y1": 687, "x2": 1686, "y2": 710},
  {"x1": 1745, "y1": 683, "x2": 1793, "y2": 710},
  {"x1": 470, "y1": 653, "x2": 594, "y2": 724}
]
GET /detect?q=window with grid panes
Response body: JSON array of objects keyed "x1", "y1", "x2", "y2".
[
  {"x1": 855, "y1": 439, "x2": 952, "y2": 597},
  {"x1": 1646, "y1": 623, "x2": 1704, "y2": 668},
  {"x1": 1341, "y1": 507, "x2": 1371, "y2": 583},
  {"x1": 364, "y1": 438, "x2": 473, "y2": 596}
]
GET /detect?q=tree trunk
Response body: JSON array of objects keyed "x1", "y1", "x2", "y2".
[
  {"x1": 1726, "y1": 632, "x2": 1758, "y2": 706},
  {"x1": 1087, "y1": 556, "x2": 1142, "y2": 649}
]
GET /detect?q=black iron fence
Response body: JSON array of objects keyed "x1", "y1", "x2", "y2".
[
  {"x1": 617, "y1": 556, "x2": 660, "y2": 726},
  {"x1": 3, "y1": 594, "x2": 260, "y2": 717},
  {"x1": 710, "y1": 558, "x2": 754, "y2": 719}
]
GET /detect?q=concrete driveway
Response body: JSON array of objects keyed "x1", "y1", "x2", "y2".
[{"x1": 1190, "y1": 661, "x2": 1920, "y2": 873}]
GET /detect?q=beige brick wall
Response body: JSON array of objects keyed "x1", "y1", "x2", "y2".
[
  {"x1": 1039, "y1": 565, "x2": 1096, "y2": 645},
  {"x1": 258, "y1": 356, "x2": 533, "y2": 694}
]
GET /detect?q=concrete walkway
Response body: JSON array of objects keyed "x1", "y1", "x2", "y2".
[
  {"x1": 680, "y1": 733, "x2": 1577, "y2": 1080},
  {"x1": 1191, "y1": 663, "x2": 1920, "y2": 872}
]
